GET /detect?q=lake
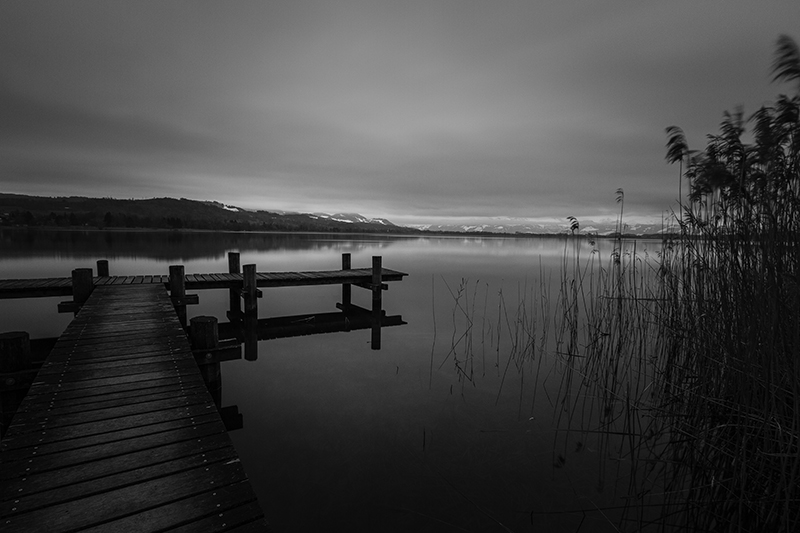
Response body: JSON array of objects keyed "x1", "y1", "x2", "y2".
[{"x1": 0, "y1": 228, "x2": 662, "y2": 532}]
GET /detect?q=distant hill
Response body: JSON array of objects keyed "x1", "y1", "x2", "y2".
[
  {"x1": 0, "y1": 193, "x2": 667, "y2": 237},
  {"x1": 0, "y1": 193, "x2": 413, "y2": 234},
  {"x1": 409, "y1": 220, "x2": 668, "y2": 236}
]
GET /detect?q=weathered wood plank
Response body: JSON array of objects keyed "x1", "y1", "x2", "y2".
[
  {"x1": 6, "y1": 389, "x2": 212, "y2": 432},
  {"x1": 167, "y1": 500, "x2": 268, "y2": 533},
  {"x1": 78, "y1": 479, "x2": 265, "y2": 533},
  {"x1": 1, "y1": 406, "x2": 219, "y2": 453},
  {"x1": 2, "y1": 459, "x2": 252, "y2": 532},
  {"x1": 0, "y1": 283, "x2": 267, "y2": 531},
  {"x1": 1, "y1": 420, "x2": 227, "y2": 482},
  {"x1": 2, "y1": 441, "x2": 239, "y2": 518}
]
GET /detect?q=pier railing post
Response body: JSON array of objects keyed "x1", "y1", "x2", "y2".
[
  {"x1": 96, "y1": 259, "x2": 109, "y2": 277},
  {"x1": 190, "y1": 316, "x2": 219, "y2": 351},
  {"x1": 0, "y1": 331, "x2": 31, "y2": 437},
  {"x1": 228, "y1": 252, "x2": 241, "y2": 321},
  {"x1": 371, "y1": 256, "x2": 382, "y2": 350},
  {"x1": 72, "y1": 268, "x2": 94, "y2": 305},
  {"x1": 57, "y1": 268, "x2": 94, "y2": 314},
  {"x1": 169, "y1": 265, "x2": 187, "y2": 328},
  {"x1": 341, "y1": 253, "x2": 352, "y2": 309},
  {"x1": 243, "y1": 264, "x2": 258, "y2": 315},
  {"x1": 190, "y1": 316, "x2": 222, "y2": 406}
]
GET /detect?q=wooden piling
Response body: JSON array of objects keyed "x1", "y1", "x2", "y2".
[
  {"x1": 0, "y1": 331, "x2": 31, "y2": 373},
  {"x1": 190, "y1": 316, "x2": 221, "y2": 406},
  {"x1": 72, "y1": 267, "x2": 94, "y2": 304},
  {"x1": 96, "y1": 259, "x2": 109, "y2": 277},
  {"x1": 244, "y1": 312, "x2": 258, "y2": 362},
  {"x1": 341, "y1": 253, "x2": 352, "y2": 309},
  {"x1": 243, "y1": 264, "x2": 257, "y2": 315},
  {"x1": 190, "y1": 315, "x2": 219, "y2": 350},
  {"x1": 0, "y1": 331, "x2": 32, "y2": 437},
  {"x1": 371, "y1": 256, "x2": 382, "y2": 350},
  {"x1": 228, "y1": 252, "x2": 241, "y2": 321},
  {"x1": 169, "y1": 264, "x2": 187, "y2": 328}
]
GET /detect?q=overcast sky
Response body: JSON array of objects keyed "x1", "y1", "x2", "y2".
[{"x1": 2, "y1": 1, "x2": 799, "y2": 226}]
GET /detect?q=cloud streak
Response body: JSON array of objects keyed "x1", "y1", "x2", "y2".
[{"x1": 1, "y1": 1, "x2": 799, "y2": 225}]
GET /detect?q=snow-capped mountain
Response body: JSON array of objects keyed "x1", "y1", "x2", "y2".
[
  {"x1": 409, "y1": 220, "x2": 668, "y2": 236},
  {"x1": 309, "y1": 212, "x2": 397, "y2": 226}
]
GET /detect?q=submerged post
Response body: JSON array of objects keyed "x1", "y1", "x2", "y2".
[
  {"x1": 243, "y1": 264, "x2": 257, "y2": 315},
  {"x1": 169, "y1": 265, "x2": 187, "y2": 328},
  {"x1": 341, "y1": 253, "x2": 352, "y2": 309},
  {"x1": 96, "y1": 259, "x2": 109, "y2": 277},
  {"x1": 371, "y1": 256, "x2": 382, "y2": 350},
  {"x1": 228, "y1": 252, "x2": 242, "y2": 321}
]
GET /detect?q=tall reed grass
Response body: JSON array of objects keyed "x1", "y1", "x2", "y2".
[{"x1": 438, "y1": 36, "x2": 800, "y2": 530}]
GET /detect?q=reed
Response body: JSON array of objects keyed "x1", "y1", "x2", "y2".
[
  {"x1": 439, "y1": 35, "x2": 800, "y2": 530},
  {"x1": 545, "y1": 60, "x2": 800, "y2": 526}
]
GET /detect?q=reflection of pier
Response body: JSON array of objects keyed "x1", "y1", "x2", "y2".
[{"x1": 0, "y1": 253, "x2": 406, "y2": 531}]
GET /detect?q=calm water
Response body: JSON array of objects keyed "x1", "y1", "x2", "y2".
[{"x1": 0, "y1": 228, "x2": 662, "y2": 532}]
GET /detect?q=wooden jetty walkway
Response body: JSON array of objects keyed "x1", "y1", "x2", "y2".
[
  {"x1": 1, "y1": 283, "x2": 269, "y2": 532},
  {"x1": 0, "y1": 253, "x2": 407, "y2": 531},
  {"x1": 0, "y1": 264, "x2": 407, "y2": 300}
]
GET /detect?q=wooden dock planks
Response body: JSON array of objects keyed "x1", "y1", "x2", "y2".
[
  {"x1": 0, "y1": 284, "x2": 269, "y2": 532},
  {"x1": 0, "y1": 267, "x2": 406, "y2": 299}
]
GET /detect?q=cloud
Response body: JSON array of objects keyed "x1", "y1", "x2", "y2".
[{"x1": 1, "y1": 1, "x2": 799, "y2": 224}]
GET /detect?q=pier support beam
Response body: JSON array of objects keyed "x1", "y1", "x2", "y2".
[
  {"x1": 73, "y1": 268, "x2": 94, "y2": 305},
  {"x1": 190, "y1": 316, "x2": 222, "y2": 406},
  {"x1": 0, "y1": 331, "x2": 32, "y2": 437},
  {"x1": 244, "y1": 312, "x2": 258, "y2": 362},
  {"x1": 169, "y1": 265, "x2": 187, "y2": 328},
  {"x1": 228, "y1": 252, "x2": 242, "y2": 321},
  {"x1": 341, "y1": 253, "x2": 352, "y2": 309},
  {"x1": 58, "y1": 268, "x2": 94, "y2": 314},
  {"x1": 241, "y1": 264, "x2": 259, "y2": 361},
  {"x1": 371, "y1": 256, "x2": 382, "y2": 350},
  {"x1": 243, "y1": 264, "x2": 258, "y2": 315},
  {"x1": 96, "y1": 259, "x2": 109, "y2": 277}
]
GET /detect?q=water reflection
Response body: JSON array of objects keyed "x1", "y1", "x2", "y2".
[
  {"x1": 192, "y1": 301, "x2": 406, "y2": 434},
  {"x1": 0, "y1": 227, "x2": 416, "y2": 261},
  {"x1": 0, "y1": 229, "x2": 665, "y2": 532}
]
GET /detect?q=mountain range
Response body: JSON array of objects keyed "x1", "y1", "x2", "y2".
[{"x1": 0, "y1": 193, "x2": 667, "y2": 236}]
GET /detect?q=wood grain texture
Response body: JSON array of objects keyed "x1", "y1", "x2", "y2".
[{"x1": 0, "y1": 284, "x2": 268, "y2": 532}]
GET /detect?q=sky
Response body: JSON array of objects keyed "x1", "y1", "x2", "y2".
[{"x1": 2, "y1": 1, "x2": 799, "y2": 227}]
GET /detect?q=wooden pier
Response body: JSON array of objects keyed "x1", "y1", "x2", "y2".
[
  {"x1": 0, "y1": 254, "x2": 407, "y2": 531},
  {"x1": 0, "y1": 263, "x2": 407, "y2": 299},
  {"x1": 0, "y1": 284, "x2": 268, "y2": 532}
]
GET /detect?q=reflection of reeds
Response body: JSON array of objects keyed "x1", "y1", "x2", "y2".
[{"x1": 439, "y1": 217, "x2": 799, "y2": 530}]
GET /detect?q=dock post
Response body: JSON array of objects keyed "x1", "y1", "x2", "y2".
[
  {"x1": 244, "y1": 312, "x2": 258, "y2": 362},
  {"x1": 0, "y1": 331, "x2": 31, "y2": 373},
  {"x1": 228, "y1": 252, "x2": 242, "y2": 321},
  {"x1": 371, "y1": 256, "x2": 382, "y2": 350},
  {"x1": 169, "y1": 265, "x2": 187, "y2": 328},
  {"x1": 72, "y1": 268, "x2": 94, "y2": 305},
  {"x1": 96, "y1": 259, "x2": 109, "y2": 277},
  {"x1": 341, "y1": 253, "x2": 352, "y2": 309},
  {"x1": 0, "y1": 331, "x2": 31, "y2": 438},
  {"x1": 190, "y1": 316, "x2": 222, "y2": 406},
  {"x1": 243, "y1": 264, "x2": 258, "y2": 315}
]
